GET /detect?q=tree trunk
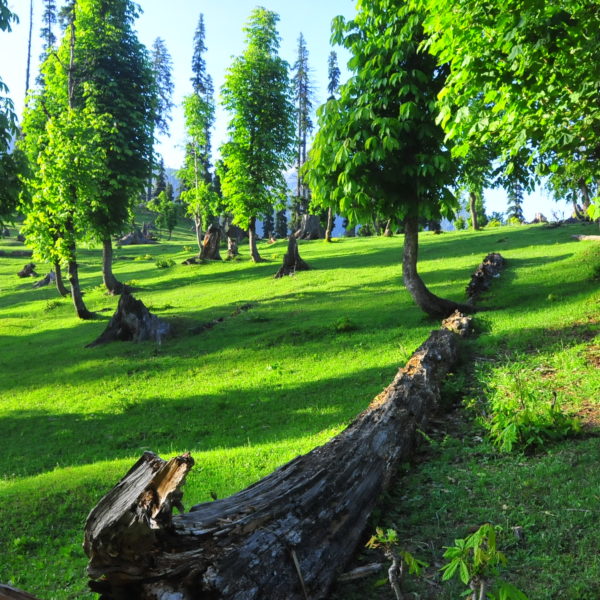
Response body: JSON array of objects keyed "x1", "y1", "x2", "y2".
[
  {"x1": 0, "y1": 583, "x2": 42, "y2": 600},
  {"x1": 325, "y1": 207, "x2": 333, "y2": 242},
  {"x1": 200, "y1": 224, "x2": 222, "y2": 260},
  {"x1": 24, "y1": 0, "x2": 33, "y2": 98},
  {"x1": 469, "y1": 191, "x2": 480, "y2": 231},
  {"x1": 403, "y1": 213, "x2": 472, "y2": 318},
  {"x1": 248, "y1": 216, "x2": 263, "y2": 263},
  {"x1": 274, "y1": 236, "x2": 310, "y2": 278},
  {"x1": 294, "y1": 214, "x2": 324, "y2": 240},
  {"x1": 465, "y1": 252, "x2": 505, "y2": 302},
  {"x1": 578, "y1": 178, "x2": 591, "y2": 212},
  {"x1": 102, "y1": 238, "x2": 125, "y2": 295},
  {"x1": 83, "y1": 312, "x2": 471, "y2": 600},
  {"x1": 68, "y1": 258, "x2": 95, "y2": 320},
  {"x1": 383, "y1": 219, "x2": 393, "y2": 237},
  {"x1": 54, "y1": 261, "x2": 69, "y2": 297},
  {"x1": 194, "y1": 216, "x2": 203, "y2": 253}
]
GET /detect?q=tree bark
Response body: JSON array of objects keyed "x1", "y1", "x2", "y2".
[
  {"x1": 274, "y1": 236, "x2": 310, "y2": 278},
  {"x1": 84, "y1": 312, "x2": 471, "y2": 600},
  {"x1": 24, "y1": 0, "x2": 33, "y2": 99},
  {"x1": 403, "y1": 213, "x2": 472, "y2": 318},
  {"x1": 194, "y1": 216, "x2": 203, "y2": 253},
  {"x1": 578, "y1": 178, "x2": 591, "y2": 211},
  {"x1": 87, "y1": 292, "x2": 170, "y2": 347},
  {"x1": 469, "y1": 191, "x2": 480, "y2": 231},
  {"x1": 325, "y1": 207, "x2": 333, "y2": 242},
  {"x1": 0, "y1": 583, "x2": 42, "y2": 600},
  {"x1": 199, "y1": 224, "x2": 222, "y2": 260},
  {"x1": 102, "y1": 238, "x2": 125, "y2": 295},
  {"x1": 383, "y1": 219, "x2": 393, "y2": 237},
  {"x1": 294, "y1": 214, "x2": 323, "y2": 240},
  {"x1": 54, "y1": 261, "x2": 69, "y2": 297},
  {"x1": 248, "y1": 216, "x2": 263, "y2": 263},
  {"x1": 68, "y1": 258, "x2": 95, "y2": 320}
]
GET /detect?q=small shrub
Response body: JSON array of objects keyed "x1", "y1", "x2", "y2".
[
  {"x1": 483, "y1": 375, "x2": 580, "y2": 453},
  {"x1": 454, "y1": 217, "x2": 467, "y2": 230},
  {"x1": 134, "y1": 254, "x2": 154, "y2": 262},
  {"x1": 155, "y1": 258, "x2": 176, "y2": 269},
  {"x1": 487, "y1": 219, "x2": 503, "y2": 228},
  {"x1": 507, "y1": 216, "x2": 522, "y2": 226},
  {"x1": 182, "y1": 245, "x2": 195, "y2": 253},
  {"x1": 333, "y1": 316, "x2": 358, "y2": 333},
  {"x1": 44, "y1": 299, "x2": 64, "y2": 311}
]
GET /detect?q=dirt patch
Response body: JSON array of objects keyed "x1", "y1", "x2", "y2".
[
  {"x1": 575, "y1": 401, "x2": 600, "y2": 431},
  {"x1": 584, "y1": 344, "x2": 600, "y2": 368}
]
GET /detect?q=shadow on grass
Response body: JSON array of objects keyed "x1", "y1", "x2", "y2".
[{"x1": 0, "y1": 363, "x2": 398, "y2": 479}]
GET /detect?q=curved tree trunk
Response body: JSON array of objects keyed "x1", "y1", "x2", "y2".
[
  {"x1": 248, "y1": 216, "x2": 263, "y2": 263},
  {"x1": 68, "y1": 258, "x2": 95, "y2": 320},
  {"x1": 54, "y1": 261, "x2": 69, "y2": 297},
  {"x1": 403, "y1": 213, "x2": 472, "y2": 318},
  {"x1": 194, "y1": 216, "x2": 203, "y2": 254},
  {"x1": 102, "y1": 238, "x2": 124, "y2": 295},
  {"x1": 469, "y1": 191, "x2": 480, "y2": 231},
  {"x1": 325, "y1": 207, "x2": 333, "y2": 242},
  {"x1": 383, "y1": 219, "x2": 393, "y2": 237}
]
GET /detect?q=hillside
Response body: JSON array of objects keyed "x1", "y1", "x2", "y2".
[{"x1": 0, "y1": 221, "x2": 598, "y2": 599}]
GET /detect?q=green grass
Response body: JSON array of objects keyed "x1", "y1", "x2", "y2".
[{"x1": 1, "y1": 220, "x2": 599, "y2": 599}]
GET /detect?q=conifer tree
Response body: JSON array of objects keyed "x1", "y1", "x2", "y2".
[
  {"x1": 506, "y1": 183, "x2": 524, "y2": 223},
  {"x1": 275, "y1": 209, "x2": 288, "y2": 238},
  {"x1": 327, "y1": 51, "x2": 340, "y2": 99},
  {"x1": 179, "y1": 12, "x2": 217, "y2": 254},
  {"x1": 40, "y1": 0, "x2": 57, "y2": 57}
]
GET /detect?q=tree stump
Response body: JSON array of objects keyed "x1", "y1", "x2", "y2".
[
  {"x1": 87, "y1": 292, "x2": 170, "y2": 348},
  {"x1": 33, "y1": 271, "x2": 56, "y2": 288},
  {"x1": 17, "y1": 263, "x2": 38, "y2": 278},
  {"x1": 274, "y1": 236, "x2": 310, "y2": 278},
  {"x1": 465, "y1": 252, "x2": 505, "y2": 302},
  {"x1": 83, "y1": 313, "x2": 470, "y2": 600},
  {"x1": 118, "y1": 228, "x2": 156, "y2": 246},
  {"x1": 294, "y1": 214, "x2": 324, "y2": 240},
  {"x1": 200, "y1": 224, "x2": 222, "y2": 260}
]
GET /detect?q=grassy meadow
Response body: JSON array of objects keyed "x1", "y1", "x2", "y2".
[{"x1": 0, "y1": 219, "x2": 599, "y2": 599}]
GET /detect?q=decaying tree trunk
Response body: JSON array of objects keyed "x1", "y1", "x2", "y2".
[
  {"x1": 118, "y1": 228, "x2": 156, "y2": 246},
  {"x1": 200, "y1": 224, "x2": 222, "y2": 260},
  {"x1": 17, "y1": 263, "x2": 38, "y2": 278},
  {"x1": 274, "y1": 236, "x2": 310, "y2": 278},
  {"x1": 294, "y1": 214, "x2": 324, "y2": 240},
  {"x1": 33, "y1": 271, "x2": 56, "y2": 288},
  {"x1": 465, "y1": 252, "x2": 505, "y2": 303},
  {"x1": 87, "y1": 292, "x2": 169, "y2": 347},
  {"x1": 84, "y1": 312, "x2": 471, "y2": 600},
  {"x1": 0, "y1": 583, "x2": 42, "y2": 600}
]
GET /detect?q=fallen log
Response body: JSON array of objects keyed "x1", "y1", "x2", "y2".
[
  {"x1": 572, "y1": 234, "x2": 600, "y2": 241},
  {"x1": 33, "y1": 271, "x2": 56, "y2": 288},
  {"x1": 0, "y1": 583, "x2": 42, "y2": 600},
  {"x1": 465, "y1": 252, "x2": 505, "y2": 302},
  {"x1": 84, "y1": 311, "x2": 471, "y2": 599},
  {"x1": 87, "y1": 292, "x2": 170, "y2": 348},
  {"x1": 274, "y1": 236, "x2": 310, "y2": 278}
]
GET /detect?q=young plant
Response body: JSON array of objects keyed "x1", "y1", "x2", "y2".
[
  {"x1": 441, "y1": 524, "x2": 528, "y2": 600},
  {"x1": 366, "y1": 527, "x2": 427, "y2": 600}
]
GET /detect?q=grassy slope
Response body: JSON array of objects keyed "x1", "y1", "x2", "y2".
[{"x1": 0, "y1": 221, "x2": 598, "y2": 599}]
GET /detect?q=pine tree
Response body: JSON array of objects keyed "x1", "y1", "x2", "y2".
[
  {"x1": 506, "y1": 182, "x2": 524, "y2": 223},
  {"x1": 151, "y1": 37, "x2": 174, "y2": 137},
  {"x1": 40, "y1": 0, "x2": 57, "y2": 57},
  {"x1": 275, "y1": 209, "x2": 288, "y2": 238},
  {"x1": 293, "y1": 33, "x2": 314, "y2": 215},
  {"x1": 327, "y1": 51, "x2": 340, "y2": 99},
  {"x1": 262, "y1": 206, "x2": 275, "y2": 239},
  {"x1": 179, "y1": 12, "x2": 217, "y2": 254},
  {"x1": 152, "y1": 157, "x2": 167, "y2": 200}
]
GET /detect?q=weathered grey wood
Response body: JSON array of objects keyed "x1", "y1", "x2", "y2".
[
  {"x1": 274, "y1": 236, "x2": 310, "y2": 278},
  {"x1": 465, "y1": 252, "x2": 505, "y2": 302},
  {"x1": 87, "y1": 292, "x2": 170, "y2": 347},
  {"x1": 0, "y1": 583, "x2": 42, "y2": 600},
  {"x1": 572, "y1": 234, "x2": 600, "y2": 241},
  {"x1": 84, "y1": 313, "x2": 470, "y2": 599},
  {"x1": 294, "y1": 214, "x2": 323, "y2": 240}
]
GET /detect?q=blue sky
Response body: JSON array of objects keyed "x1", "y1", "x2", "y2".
[{"x1": 0, "y1": 0, "x2": 567, "y2": 221}]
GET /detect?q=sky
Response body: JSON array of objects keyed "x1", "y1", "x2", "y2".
[{"x1": 0, "y1": 0, "x2": 568, "y2": 221}]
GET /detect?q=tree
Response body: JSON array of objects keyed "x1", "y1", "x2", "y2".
[
  {"x1": 0, "y1": 1, "x2": 21, "y2": 229},
  {"x1": 506, "y1": 183, "x2": 524, "y2": 224},
  {"x1": 422, "y1": 0, "x2": 600, "y2": 219},
  {"x1": 219, "y1": 7, "x2": 295, "y2": 263},
  {"x1": 148, "y1": 187, "x2": 177, "y2": 239},
  {"x1": 306, "y1": 0, "x2": 469, "y2": 318},
  {"x1": 275, "y1": 208, "x2": 288, "y2": 238},
  {"x1": 179, "y1": 13, "x2": 217, "y2": 255},
  {"x1": 40, "y1": 0, "x2": 58, "y2": 56},
  {"x1": 25, "y1": 0, "x2": 34, "y2": 97},
  {"x1": 293, "y1": 33, "x2": 314, "y2": 217},
  {"x1": 152, "y1": 157, "x2": 167, "y2": 200},
  {"x1": 150, "y1": 37, "x2": 173, "y2": 137},
  {"x1": 327, "y1": 50, "x2": 341, "y2": 99},
  {"x1": 262, "y1": 206, "x2": 275, "y2": 239},
  {"x1": 73, "y1": 0, "x2": 156, "y2": 294}
]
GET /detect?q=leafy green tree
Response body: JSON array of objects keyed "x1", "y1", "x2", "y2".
[
  {"x1": 179, "y1": 12, "x2": 217, "y2": 254},
  {"x1": 74, "y1": 0, "x2": 156, "y2": 294},
  {"x1": 219, "y1": 7, "x2": 295, "y2": 262},
  {"x1": 152, "y1": 157, "x2": 167, "y2": 200},
  {"x1": 506, "y1": 184, "x2": 524, "y2": 224},
  {"x1": 0, "y1": 1, "x2": 21, "y2": 229},
  {"x1": 148, "y1": 187, "x2": 178, "y2": 239},
  {"x1": 306, "y1": 0, "x2": 469, "y2": 317},
  {"x1": 422, "y1": 0, "x2": 600, "y2": 219}
]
